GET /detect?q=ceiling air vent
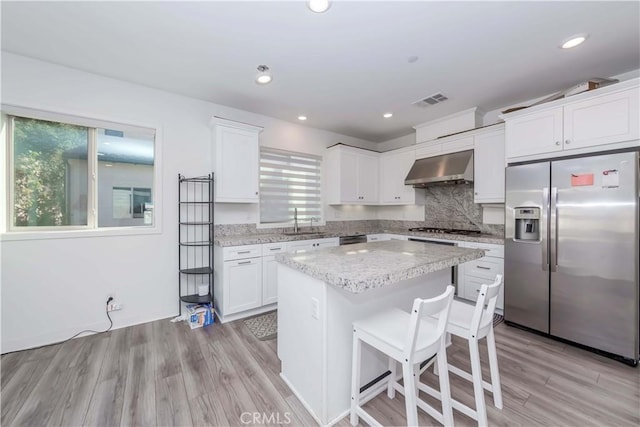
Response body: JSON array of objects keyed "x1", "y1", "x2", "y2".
[{"x1": 413, "y1": 92, "x2": 448, "y2": 107}]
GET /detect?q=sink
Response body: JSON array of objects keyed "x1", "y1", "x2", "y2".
[{"x1": 282, "y1": 232, "x2": 326, "y2": 237}]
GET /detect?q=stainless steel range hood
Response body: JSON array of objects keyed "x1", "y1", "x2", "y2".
[{"x1": 404, "y1": 149, "x2": 474, "y2": 187}]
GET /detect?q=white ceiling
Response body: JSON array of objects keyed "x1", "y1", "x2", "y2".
[{"x1": 2, "y1": 1, "x2": 639, "y2": 143}]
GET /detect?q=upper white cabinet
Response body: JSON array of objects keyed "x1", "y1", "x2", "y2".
[
  {"x1": 415, "y1": 134, "x2": 474, "y2": 159},
  {"x1": 325, "y1": 145, "x2": 379, "y2": 205},
  {"x1": 504, "y1": 109, "x2": 563, "y2": 158},
  {"x1": 212, "y1": 117, "x2": 262, "y2": 203},
  {"x1": 379, "y1": 148, "x2": 419, "y2": 204},
  {"x1": 503, "y1": 80, "x2": 639, "y2": 161},
  {"x1": 474, "y1": 126, "x2": 506, "y2": 204}
]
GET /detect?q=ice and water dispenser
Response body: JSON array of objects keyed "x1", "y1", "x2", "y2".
[{"x1": 514, "y1": 207, "x2": 540, "y2": 241}]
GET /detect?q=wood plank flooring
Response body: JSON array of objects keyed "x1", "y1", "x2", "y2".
[{"x1": 2, "y1": 318, "x2": 638, "y2": 426}]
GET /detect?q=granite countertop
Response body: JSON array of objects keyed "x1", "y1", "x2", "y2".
[
  {"x1": 214, "y1": 229, "x2": 503, "y2": 247},
  {"x1": 275, "y1": 240, "x2": 485, "y2": 294}
]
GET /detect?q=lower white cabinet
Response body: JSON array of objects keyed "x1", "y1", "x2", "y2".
[
  {"x1": 262, "y1": 242, "x2": 287, "y2": 305},
  {"x1": 214, "y1": 238, "x2": 338, "y2": 322},
  {"x1": 458, "y1": 242, "x2": 505, "y2": 310},
  {"x1": 366, "y1": 234, "x2": 391, "y2": 242},
  {"x1": 223, "y1": 256, "x2": 263, "y2": 314},
  {"x1": 215, "y1": 244, "x2": 265, "y2": 322},
  {"x1": 286, "y1": 237, "x2": 339, "y2": 253}
]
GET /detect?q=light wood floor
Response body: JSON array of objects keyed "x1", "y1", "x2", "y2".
[{"x1": 2, "y1": 317, "x2": 639, "y2": 426}]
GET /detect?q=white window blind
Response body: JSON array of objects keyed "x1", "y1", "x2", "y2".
[{"x1": 260, "y1": 147, "x2": 322, "y2": 224}]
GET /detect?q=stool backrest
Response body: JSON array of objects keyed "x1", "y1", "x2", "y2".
[
  {"x1": 404, "y1": 285, "x2": 455, "y2": 360},
  {"x1": 470, "y1": 274, "x2": 503, "y2": 338}
]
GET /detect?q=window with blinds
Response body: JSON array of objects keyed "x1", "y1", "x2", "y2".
[{"x1": 259, "y1": 147, "x2": 322, "y2": 224}]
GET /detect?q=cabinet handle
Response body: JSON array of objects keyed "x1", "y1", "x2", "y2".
[
  {"x1": 255, "y1": 192, "x2": 259, "y2": 195},
  {"x1": 565, "y1": 139, "x2": 571, "y2": 145},
  {"x1": 474, "y1": 192, "x2": 478, "y2": 195},
  {"x1": 555, "y1": 141, "x2": 561, "y2": 146},
  {"x1": 476, "y1": 265, "x2": 491, "y2": 270},
  {"x1": 270, "y1": 247, "x2": 281, "y2": 251},
  {"x1": 237, "y1": 260, "x2": 252, "y2": 265},
  {"x1": 237, "y1": 251, "x2": 251, "y2": 254}
]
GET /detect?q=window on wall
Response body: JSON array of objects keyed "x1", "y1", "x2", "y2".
[
  {"x1": 259, "y1": 147, "x2": 322, "y2": 225},
  {"x1": 6, "y1": 111, "x2": 156, "y2": 231}
]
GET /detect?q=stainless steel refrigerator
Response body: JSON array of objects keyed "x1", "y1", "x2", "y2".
[{"x1": 505, "y1": 150, "x2": 639, "y2": 364}]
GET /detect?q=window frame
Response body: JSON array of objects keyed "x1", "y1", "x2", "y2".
[
  {"x1": 1, "y1": 105, "x2": 162, "y2": 240},
  {"x1": 257, "y1": 146, "x2": 324, "y2": 229}
]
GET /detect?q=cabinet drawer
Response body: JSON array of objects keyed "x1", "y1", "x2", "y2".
[
  {"x1": 223, "y1": 244, "x2": 262, "y2": 261},
  {"x1": 464, "y1": 275, "x2": 493, "y2": 301},
  {"x1": 465, "y1": 257, "x2": 503, "y2": 280},
  {"x1": 464, "y1": 242, "x2": 504, "y2": 258},
  {"x1": 263, "y1": 242, "x2": 286, "y2": 254}
]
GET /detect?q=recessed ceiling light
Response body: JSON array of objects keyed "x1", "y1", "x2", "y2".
[
  {"x1": 105, "y1": 164, "x2": 113, "y2": 167},
  {"x1": 383, "y1": 113, "x2": 393, "y2": 118},
  {"x1": 255, "y1": 65, "x2": 273, "y2": 85},
  {"x1": 298, "y1": 115, "x2": 308, "y2": 121},
  {"x1": 561, "y1": 34, "x2": 588, "y2": 49},
  {"x1": 308, "y1": 0, "x2": 331, "y2": 13}
]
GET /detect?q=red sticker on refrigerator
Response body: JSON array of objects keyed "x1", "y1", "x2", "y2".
[{"x1": 570, "y1": 173, "x2": 594, "y2": 186}]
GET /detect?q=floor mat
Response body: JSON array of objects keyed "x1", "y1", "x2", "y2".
[
  {"x1": 243, "y1": 310, "x2": 277, "y2": 341},
  {"x1": 493, "y1": 313, "x2": 504, "y2": 327}
]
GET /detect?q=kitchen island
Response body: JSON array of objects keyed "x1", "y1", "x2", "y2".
[{"x1": 275, "y1": 240, "x2": 485, "y2": 426}]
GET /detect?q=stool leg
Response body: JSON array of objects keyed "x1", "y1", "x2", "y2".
[
  {"x1": 436, "y1": 346, "x2": 454, "y2": 426},
  {"x1": 469, "y1": 339, "x2": 488, "y2": 427},
  {"x1": 402, "y1": 361, "x2": 419, "y2": 426},
  {"x1": 486, "y1": 327, "x2": 503, "y2": 409},
  {"x1": 387, "y1": 357, "x2": 396, "y2": 399},
  {"x1": 350, "y1": 331, "x2": 362, "y2": 426}
]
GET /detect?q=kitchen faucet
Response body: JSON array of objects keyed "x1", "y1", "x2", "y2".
[{"x1": 293, "y1": 208, "x2": 298, "y2": 233}]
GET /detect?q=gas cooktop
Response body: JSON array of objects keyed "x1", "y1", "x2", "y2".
[{"x1": 408, "y1": 227, "x2": 482, "y2": 236}]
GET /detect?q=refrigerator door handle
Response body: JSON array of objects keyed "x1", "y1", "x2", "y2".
[
  {"x1": 550, "y1": 187, "x2": 558, "y2": 272},
  {"x1": 542, "y1": 187, "x2": 550, "y2": 271}
]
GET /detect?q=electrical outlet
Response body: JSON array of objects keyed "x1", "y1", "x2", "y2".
[
  {"x1": 311, "y1": 297, "x2": 319, "y2": 319},
  {"x1": 107, "y1": 302, "x2": 123, "y2": 312}
]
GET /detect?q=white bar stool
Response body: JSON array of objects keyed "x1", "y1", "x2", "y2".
[
  {"x1": 436, "y1": 274, "x2": 503, "y2": 427},
  {"x1": 350, "y1": 286, "x2": 455, "y2": 427}
]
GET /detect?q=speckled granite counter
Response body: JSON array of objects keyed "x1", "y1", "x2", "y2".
[
  {"x1": 275, "y1": 240, "x2": 484, "y2": 294},
  {"x1": 214, "y1": 229, "x2": 503, "y2": 247}
]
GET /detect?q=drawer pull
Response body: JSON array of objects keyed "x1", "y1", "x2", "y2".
[
  {"x1": 237, "y1": 261, "x2": 252, "y2": 265},
  {"x1": 237, "y1": 250, "x2": 251, "y2": 254},
  {"x1": 476, "y1": 266, "x2": 491, "y2": 270},
  {"x1": 270, "y1": 247, "x2": 282, "y2": 251}
]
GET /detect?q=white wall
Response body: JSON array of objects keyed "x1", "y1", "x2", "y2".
[{"x1": 0, "y1": 52, "x2": 377, "y2": 352}]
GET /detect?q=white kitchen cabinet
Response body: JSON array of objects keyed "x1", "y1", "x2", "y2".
[
  {"x1": 366, "y1": 234, "x2": 391, "y2": 242},
  {"x1": 223, "y1": 256, "x2": 263, "y2": 314},
  {"x1": 503, "y1": 81, "x2": 639, "y2": 161},
  {"x1": 563, "y1": 88, "x2": 639, "y2": 150},
  {"x1": 504, "y1": 108, "x2": 563, "y2": 159},
  {"x1": 286, "y1": 237, "x2": 339, "y2": 253},
  {"x1": 474, "y1": 127, "x2": 506, "y2": 203},
  {"x1": 415, "y1": 134, "x2": 474, "y2": 159},
  {"x1": 216, "y1": 244, "x2": 264, "y2": 318},
  {"x1": 262, "y1": 242, "x2": 286, "y2": 305},
  {"x1": 212, "y1": 117, "x2": 262, "y2": 203},
  {"x1": 325, "y1": 145, "x2": 379, "y2": 204},
  {"x1": 379, "y1": 148, "x2": 420, "y2": 204},
  {"x1": 458, "y1": 242, "x2": 504, "y2": 310}
]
